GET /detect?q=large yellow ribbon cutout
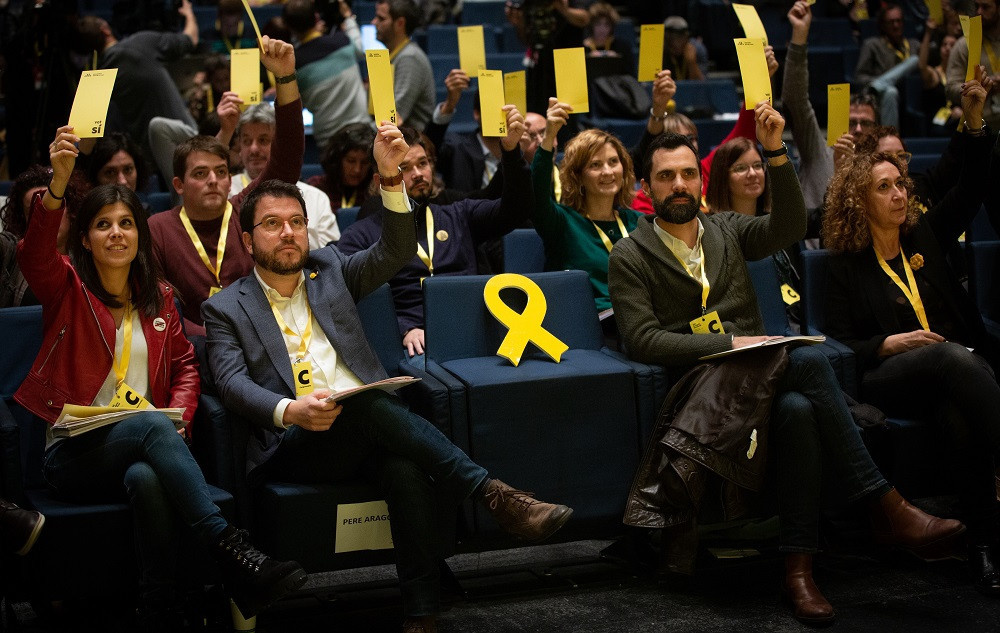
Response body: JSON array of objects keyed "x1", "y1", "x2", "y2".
[{"x1": 483, "y1": 274, "x2": 569, "y2": 366}]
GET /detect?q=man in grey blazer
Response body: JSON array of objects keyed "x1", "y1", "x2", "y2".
[{"x1": 202, "y1": 124, "x2": 571, "y2": 633}]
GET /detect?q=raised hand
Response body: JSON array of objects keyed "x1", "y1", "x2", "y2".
[
  {"x1": 754, "y1": 101, "x2": 785, "y2": 152},
  {"x1": 373, "y1": 123, "x2": 409, "y2": 186},
  {"x1": 542, "y1": 97, "x2": 571, "y2": 151},
  {"x1": 259, "y1": 35, "x2": 296, "y2": 78},
  {"x1": 765, "y1": 45, "x2": 779, "y2": 78},
  {"x1": 48, "y1": 125, "x2": 80, "y2": 197},
  {"x1": 441, "y1": 69, "x2": 470, "y2": 115},
  {"x1": 832, "y1": 133, "x2": 855, "y2": 173},
  {"x1": 501, "y1": 105, "x2": 527, "y2": 152},
  {"x1": 787, "y1": 0, "x2": 812, "y2": 45},
  {"x1": 215, "y1": 91, "x2": 243, "y2": 142},
  {"x1": 651, "y1": 70, "x2": 676, "y2": 113},
  {"x1": 962, "y1": 64, "x2": 990, "y2": 129}
]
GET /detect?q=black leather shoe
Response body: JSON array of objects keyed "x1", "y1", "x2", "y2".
[{"x1": 969, "y1": 544, "x2": 1000, "y2": 596}]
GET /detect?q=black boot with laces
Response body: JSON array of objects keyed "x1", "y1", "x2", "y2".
[{"x1": 213, "y1": 526, "x2": 307, "y2": 618}]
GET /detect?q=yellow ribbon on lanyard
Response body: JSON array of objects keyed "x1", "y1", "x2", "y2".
[
  {"x1": 415, "y1": 207, "x2": 435, "y2": 276},
  {"x1": 876, "y1": 248, "x2": 930, "y2": 331},
  {"x1": 590, "y1": 210, "x2": 629, "y2": 253},
  {"x1": 179, "y1": 202, "x2": 233, "y2": 295}
]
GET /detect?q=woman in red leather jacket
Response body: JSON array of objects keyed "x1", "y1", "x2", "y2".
[{"x1": 13, "y1": 126, "x2": 307, "y2": 630}]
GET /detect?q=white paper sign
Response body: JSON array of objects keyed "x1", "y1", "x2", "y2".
[{"x1": 335, "y1": 500, "x2": 395, "y2": 553}]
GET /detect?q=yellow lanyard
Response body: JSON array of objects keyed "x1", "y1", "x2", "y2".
[
  {"x1": 415, "y1": 207, "x2": 435, "y2": 275},
  {"x1": 113, "y1": 302, "x2": 133, "y2": 388},
  {"x1": 179, "y1": 202, "x2": 233, "y2": 287},
  {"x1": 389, "y1": 38, "x2": 410, "y2": 61},
  {"x1": 269, "y1": 297, "x2": 313, "y2": 360},
  {"x1": 590, "y1": 210, "x2": 629, "y2": 253},
  {"x1": 671, "y1": 243, "x2": 711, "y2": 314},
  {"x1": 985, "y1": 39, "x2": 1000, "y2": 75},
  {"x1": 886, "y1": 37, "x2": 910, "y2": 61},
  {"x1": 341, "y1": 190, "x2": 357, "y2": 208},
  {"x1": 301, "y1": 30, "x2": 322, "y2": 44},
  {"x1": 876, "y1": 248, "x2": 930, "y2": 331},
  {"x1": 206, "y1": 84, "x2": 215, "y2": 114},
  {"x1": 219, "y1": 21, "x2": 245, "y2": 53}
]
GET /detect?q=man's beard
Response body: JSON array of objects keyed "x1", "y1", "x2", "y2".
[
  {"x1": 652, "y1": 191, "x2": 700, "y2": 224},
  {"x1": 254, "y1": 240, "x2": 308, "y2": 275}
]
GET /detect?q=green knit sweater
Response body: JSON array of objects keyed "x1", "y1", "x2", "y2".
[
  {"x1": 530, "y1": 147, "x2": 642, "y2": 311},
  {"x1": 608, "y1": 161, "x2": 806, "y2": 367}
]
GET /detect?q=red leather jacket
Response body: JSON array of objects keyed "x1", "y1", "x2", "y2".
[{"x1": 13, "y1": 195, "x2": 199, "y2": 424}]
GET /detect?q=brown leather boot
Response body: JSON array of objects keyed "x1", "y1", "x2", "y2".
[
  {"x1": 782, "y1": 553, "x2": 836, "y2": 626},
  {"x1": 480, "y1": 479, "x2": 572, "y2": 542},
  {"x1": 868, "y1": 488, "x2": 966, "y2": 560},
  {"x1": 0, "y1": 497, "x2": 44, "y2": 556}
]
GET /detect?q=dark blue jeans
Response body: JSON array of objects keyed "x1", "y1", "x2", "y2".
[
  {"x1": 263, "y1": 390, "x2": 489, "y2": 618},
  {"x1": 862, "y1": 342, "x2": 1000, "y2": 541},
  {"x1": 769, "y1": 346, "x2": 890, "y2": 553},
  {"x1": 43, "y1": 411, "x2": 229, "y2": 597}
]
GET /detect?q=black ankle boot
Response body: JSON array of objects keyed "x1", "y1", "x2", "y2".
[
  {"x1": 969, "y1": 544, "x2": 1000, "y2": 596},
  {"x1": 212, "y1": 526, "x2": 308, "y2": 618}
]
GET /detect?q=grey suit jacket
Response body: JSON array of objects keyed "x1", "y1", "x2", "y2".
[{"x1": 202, "y1": 207, "x2": 416, "y2": 474}]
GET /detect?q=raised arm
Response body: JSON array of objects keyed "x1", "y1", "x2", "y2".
[
  {"x1": 179, "y1": 0, "x2": 198, "y2": 48},
  {"x1": 530, "y1": 98, "x2": 570, "y2": 237},
  {"x1": 465, "y1": 106, "x2": 532, "y2": 240}
]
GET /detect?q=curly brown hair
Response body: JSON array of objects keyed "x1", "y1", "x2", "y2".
[
  {"x1": 822, "y1": 151, "x2": 921, "y2": 252},
  {"x1": 559, "y1": 129, "x2": 635, "y2": 212}
]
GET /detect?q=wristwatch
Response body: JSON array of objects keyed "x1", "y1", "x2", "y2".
[
  {"x1": 380, "y1": 168, "x2": 404, "y2": 187},
  {"x1": 274, "y1": 72, "x2": 297, "y2": 85},
  {"x1": 762, "y1": 142, "x2": 788, "y2": 158}
]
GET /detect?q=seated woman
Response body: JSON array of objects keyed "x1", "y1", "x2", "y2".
[
  {"x1": 531, "y1": 98, "x2": 641, "y2": 313},
  {"x1": 14, "y1": 126, "x2": 308, "y2": 629},
  {"x1": 823, "y1": 68, "x2": 1000, "y2": 595},
  {"x1": 80, "y1": 131, "x2": 148, "y2": 192},
  {"x1": 308, "y1": 122, "x2": 376, "y2": 211}
]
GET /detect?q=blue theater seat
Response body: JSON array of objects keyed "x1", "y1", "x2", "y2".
[
  {"x1": 502, "y1": 228, "x2": 545, "y2": 274},
  {"x1": 336, "y1": 206, "x2": 360, "y2": 232}
]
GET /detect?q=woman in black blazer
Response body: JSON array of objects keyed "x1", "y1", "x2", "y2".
[{"x1": 823, "y1": 67, "x2": 1000, "y2": 596}]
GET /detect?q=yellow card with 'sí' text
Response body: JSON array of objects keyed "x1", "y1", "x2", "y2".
[
  {"x1": 733, "y1": 4, "x2": 768, "y2": 46},
  {"x1": 479, "y1": 70, "x2": 507, "y2": 137},
  {"x1": 960, "y1": 15, "x2": 982, "y2": 81},
  {"x1": 734, "y1": 38, "x2": 771, "y2": 108},
  {"x1": 231, "y1": 48, "x2": 262, "y2": 106},
  {"x1": 827, "y1": 83, "x2": 850, "y2": 146},
  {"x1": 554, "y1": 47, "x2": 589, "y2": 113},
  {"x1": 366, "y1": 49, "x2": 398, "y2": 125},
  {"x1": 638, "y1": 24, "x2": 664, "y2": 82},
  {"x1": 504, "y1": 70, "x2": 527, "y2": 116},
  {"x1": 458, "y1": 25, "x2": 487, "y2": 75},
  {"x1": 69, "y1": 69, "x2": 118, "y2": 138}
]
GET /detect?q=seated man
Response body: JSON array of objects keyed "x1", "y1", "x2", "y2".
[
  {"x1": 149, "y1": 36, "x2": 304, "y2": 334},
  {"x1": 855, "y1": 3, "x2": 919, "y2": 130},
  {"x1": 202, "y1": 125, "x2": 571, "y2": 633},
  {"x1": 338, "y1": 108, "x2": 531, "y2": 357},
  {"x1": 607, "y1": 116, "x2": 965, "y2": 626},
  {"x1": 229, "y1": 103, "x2": 340, "y2": 248}
]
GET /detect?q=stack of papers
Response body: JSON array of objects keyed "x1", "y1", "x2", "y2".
[
  {"x1": 52, "y1": 405, "x2": 186, "y2": 438},
  {"x1": 699, "y1": 335, "x2": 826, "y2": 360},
  {"x1": 324, "y1": 376, "x2": 420, "y2": 403}
]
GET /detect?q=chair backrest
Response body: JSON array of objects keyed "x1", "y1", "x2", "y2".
[
  {"x1": 300, "y1": 163, "x2": 323, "y2": 181},
  {"x1": 423, "y1": 270, "x2": 603, "y2": 363},
  {"x1": 746, "y1": 257, "x2": 789, "y2": 336},
  {"x1": 967, "y1": 205, "x2": 1000, "y2": 242},
  {"x1": 674, "y1": 79, "x2": 739, "y2": 115},
  {"x1": 0, "y1": 306, "x2": 43, "y2": 400},
  {"x1": 968, "y1": 240, "x2": 1000, "y2": 319},
  {"x1": 800, "y1": 249, "x2": 831, "y2": 332},
  {"x1": 356, "y1": 284, "x2": 405, "y2": 376},
  {"x1": 337, "y1": 206, "x2": 360, "y2": 232},
  {"x1": 503, "y1": 229, "x2": 546, "y2": 274},
  {"x1": 145, "y1": 191, "x2": 173, "y2": 215}
]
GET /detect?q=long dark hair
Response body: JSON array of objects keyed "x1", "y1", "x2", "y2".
[
  {"x1": 319, "y1": 122, "x2": 376, "y2": 205},
  {"x1": 70, "y1": 184, "x2": 163, "y2": 317},
  {"x1": 1, "y1": 166, "x2": 87, "y2": 239}
]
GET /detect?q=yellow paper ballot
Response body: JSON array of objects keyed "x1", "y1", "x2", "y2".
[
  {"x1": 734, "y1": 38, "x2": 771, "y2": 108},
  {"x1": 478, "y1": 70, "x2": 507, "y2": 137},
  {"x1": 827, "y1": 83, "x2": 850, "y2": 146},
  {"x1": 553, "y1": 47, "x2": 589, "y2": 113},
  {"x1": 504, "y1": 70, "x2": 527, "y2": 116},
  {"x1": 231, "y1": 48, "x2": 262, "y2": 106},
  {"x1": 638, "y1": 24, "x2": 665, "y2": 82},
  {"x1": 68, "y1": 69, "x2": 118, "y2": 138},
  {"x1": 239, "y1": 0, "x2": 264, "y2": 47},
  {"x1": 366, "y1": 49, "x2": 398, "y2": 125},
  {"x1": 960, "y1": 15, "x2": 982, "y2": 81},
  {"x1": 924, "y1": 0, "x2": 943, "y2": 25},
  {"x1": 733, "y1": 4, "x2": 768, "y2": 46},
  {"x1": 458, "y1": 26, "x2": 487, "y2": 75}
]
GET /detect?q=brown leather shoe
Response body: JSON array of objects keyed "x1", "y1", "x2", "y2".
[
  {"x1": 782, "y1": 553, "x2": 836, "y2": 626},
  {"x1": 0, "y1": 498, "x2": 44, "y2": 556},
  {"x1": 868, "y1": 488, "x2": 966, "y2": 560},
  {"x1": 402, "y1": 616, "x2": 437, "y2": 633},
  {"x1": 480, "y1": 479, "x2": 572, "y2": 542}
]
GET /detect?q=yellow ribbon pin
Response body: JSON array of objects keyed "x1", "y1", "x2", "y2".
[{"x1": 483, "y1": 274, "x2": 569, "y2": 366}]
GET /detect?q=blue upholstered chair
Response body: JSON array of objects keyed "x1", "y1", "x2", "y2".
[
  {"x1": 502, "y1": 229, "x2": 545, "y2": 274},
  {"x1": 421, "y1": 271, "x2": 648, "y2": 539},
  {"x1": 337, "y1": 206, "x2": 360, "y2": 232},
  {"x1": 967, "y1": 240, "x2": 1000, "y2": 338}
]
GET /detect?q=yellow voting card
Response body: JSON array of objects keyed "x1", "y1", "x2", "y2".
[
  {"x1": 960, "y1": 15, "x2": 982, "y2": 81},
  {"x1": 734, "y1": 38, "x2": 771, "y2": 108},
  {"x1": 554, "y1": 47, "x2": 589, "y2": 113},
  {"x1": 479, "y1": 70, "x2": 507, "y2": 137},
  {"x1": 827, "y1": 83, "x2": 850, "y2": 146},
  {"x1": 504, "y1": 70, "x2": 527, "y2": 115},
  {"x1": 231, "y1": 49, "x2": 261, "y2": 106},
  {"x1": 69, "y1": 69, "x2": 117, "y2": 138},
  {"x1": 733, "y1": 4, "x2": 768, "y2": 46},
  {"x1": 638, "y1": 24, "x2": 665, "y2": 82},
  {"x1": 239, "y1": 0, "x2": 264, "y2": 47},
  {"x1": 458, "y1": 26, "x2": 487, "y2": 75},
  {"x1": 925, "y1": 0, "x2": 943, "y2": 25},
  {"x1": 367, "y1": 49, "x2": 398, "y2": 125}
]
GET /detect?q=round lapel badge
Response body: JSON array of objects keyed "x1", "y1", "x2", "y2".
[
  {"x1": 153, "y1": 317, "x2": 167, "y2": 332},
  {"x1": 436, "y1": 230, "x2": 449, "y2": 242}
]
